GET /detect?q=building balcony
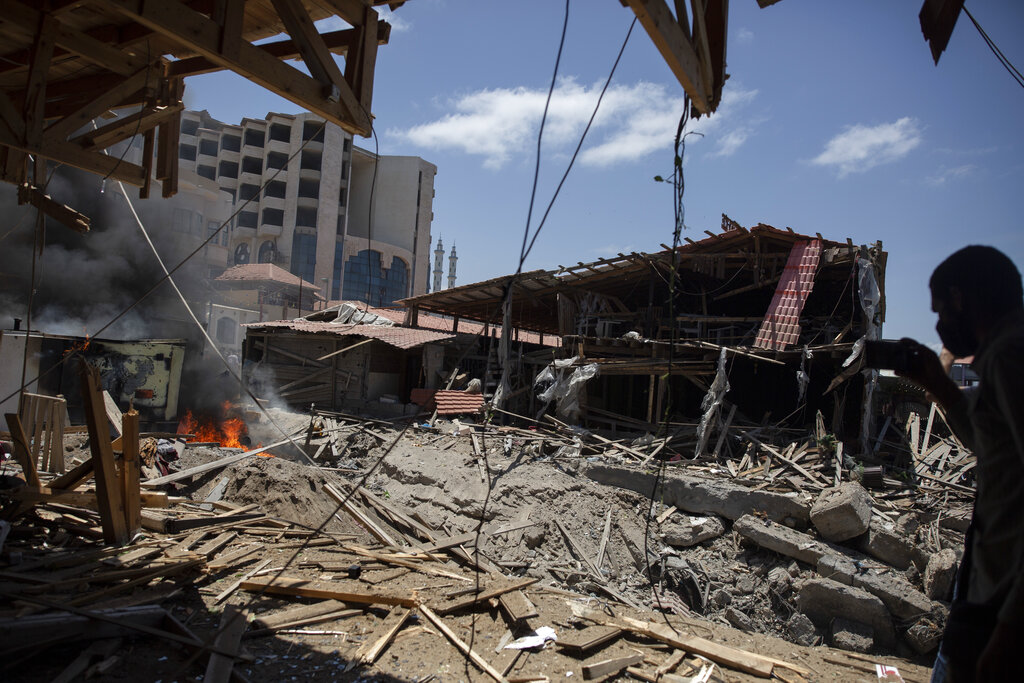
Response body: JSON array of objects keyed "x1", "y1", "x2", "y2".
[
  {"x1": 259, "y1": 223, "x2": 284, "y2": 238},
  {"x1": 299, "y1": 167, "x2": 321, "y2": 181},
  {"x1": 266, "y1": 138, "x2": 291, "y2": 155},
  {"x1": 296, "y1": 194, "x2": 319, "y2": 207},
  {"x1": 234, "y1": 225, "x2": 256, "y2": 238}
]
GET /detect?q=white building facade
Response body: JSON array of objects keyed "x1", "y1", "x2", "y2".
[{"x1": 177, "y1": 110, "x2": 436, "y2": 306}]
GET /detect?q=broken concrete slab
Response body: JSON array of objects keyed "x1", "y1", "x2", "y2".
[
  {"x1": 923, "y1": 548, "x2": 958, "y2": 601},
  {"x1": 786, "y1": 612, "x2": 818, "y2": 647},
  {"x1": 725, "y1": 607, "x2": 755, "y2": 632},
  {"x1": 809, "y1": 482, "x2": 872, "y2": 542},
  {"x1": 795, "y1": 577, "x2": 895, "y2": 648},
  {"x1": 661, "y1": 515, "x2": 726, "y2": 547},
  {"x1": 733, "y1": 515, "x2": 831, "y2": 565},
  {"x1": 857, "y1": 519, "x2": 926, "y2": 571},
  {"x1": 816, "y1": 555, "x2": 932, "y2": 621},
  {"x1": 584, "y1": 465, "x2": 812, "y2": 525},
  {"x1": 831, "y1": 617, "x2": 874, "y2": 653}
]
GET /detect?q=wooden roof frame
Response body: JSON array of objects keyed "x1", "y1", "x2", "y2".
[{"x1": 0, "y1": 0, "x2": 399, "y2": 230}]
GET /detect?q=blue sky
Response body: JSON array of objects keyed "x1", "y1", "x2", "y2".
[{"x1": 183, "y1": 0, "x2": 1024, "y2": 345}]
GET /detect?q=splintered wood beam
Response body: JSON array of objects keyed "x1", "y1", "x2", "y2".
[
  {"x1": 2, "y1": 1, "x2": 148, "y2": 77},
  {"x1": 5, "y1": 413, "x2": 41, "y2": 488},
  {"x1": 270, "y1": 0, "x2": 350, "y2": 95},
  {"x1": 0, "y1": 131, "x2": 148, "y2": 186},
  {"x1": 0, "y1": 91, "x2": 26, "y2": 141},
  {"x1": 121, "y1": 409, "x2": 142, "y2": 535},
  {"x1": 69, "y1": 103, "x2": 183, "y2": 151},
  {"x1": 166, "y1": 25, "x2": 389, "y2": 78},
  {"x1": 23, "y1": 11, "x2": 55, "y2": 151},
  {"x1": 79, "y1": 361, "x2": 130, "y2": 546},
  {"x1": 97, "y1": 0, "x2": 372, "y2": 135},
  {"x1": 213, "y1": 0, "x2": 246, "y2": 61},
  {"x1": 344, "y1": 3, "x2": 379, "y2": 112},
  {"x1": 44, "y1": 66, "x2": 156, "y2": 141},
  {"x1": 623, "y1": 0, "x2": 710, "y2": 114},
  {"x1": 16, "y1": 183, "x2": 90, "y2": 233}
]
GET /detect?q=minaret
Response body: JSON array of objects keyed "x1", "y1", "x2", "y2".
[
  {"x1": 447, "y1": 243, "x2": 458, "y2": 289},
  {"x1": 432, "y1": 237, "x2": 444, "y2": 293}
]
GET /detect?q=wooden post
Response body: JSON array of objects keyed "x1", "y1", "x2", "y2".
[
  {"x1": 4, "y1": 414, "x2": 40, "y2": 488},
  {"x1": 122, "y1": 409, "x2": 142, "y2": 535},
  {"x1": 79, "y1": 361, "x2": 130, "y2": 546}
]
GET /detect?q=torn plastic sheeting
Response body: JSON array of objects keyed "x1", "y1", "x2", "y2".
[
  {"x1": 330, "y1": 303, "x2": 394, "y2": 327},
  {"x1": 695, "y1": 347, "x2": 730, "y2": 457},
  {"x1": 796, "y1": 346, "x2": 812, "y2": 403},
  {"x1": 857, "y1": 256, "x2": 881, "y2": 341},
  {"x1": 557, "y1": 363, "x2": 599, "y2": 422},
  {"x1": 504, "y1": 626, "x2": 557, "y2": 650}
]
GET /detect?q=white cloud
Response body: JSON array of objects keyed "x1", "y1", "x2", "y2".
[
  {"x1": 314, "y1": 7, "x2": 410, "y2": 34},
  {"x1": 390, "y1": 78, "x2": 760, "y2": 170},
  {"x1": 736, "y1": 27, "x2": 754, "y2": 44},
  {"x1": 926, "y1": 164, "x2": 976, "y2": 186},
  {"x1": 811, "y1": 117, "x2": 922, "y2": 176}
]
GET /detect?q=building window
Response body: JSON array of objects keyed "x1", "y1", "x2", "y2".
[
  {"x1": 237, "y1": 211, "x2": 258, "y2": 229},
  {"x1": 343, "y1": 138, "x2": 351, "y2": 153},
  {"x1": 298, "y1": 178, "x2": 319, "y2": 199},
  {"x1": 218, "y1": 161, "x2": 238, "y2": 178},
  {"x1": 241, "y1": 156, "x2": 262, "y2": 174},
  {"x1": 296, "y1": 207, "x2": 317, "y2": 228},
  {"x1": 197, "y1": 165, "x2": 215, "y2": 180},
  {"x1": 267, "y1": 151, "x2": 288, "y2": 170},
  {"x1": 239, "y1": 183, "x2": 260, "y2": 201},
  {"x1": 300, "y1": 150, "x2": 321, "y2": 171},
  {"x1": 331, "y1": 240, "x2": 345, "y2": 300},
  {"x1": 199, "y1": 139, "x2": 218, "y2": 156},
  {"x1": 341, "y1": 250, "x2": 409, "y2": 306},
  {"x1": 338, "y1": 187, "x2": 347, "y2": 207},
  {"x1": 262, "y1": 208, "x2": 284, "y2": 226},
  {"x1": 181, "y1": 119, "x2": 199, "y2": 136},
  {"x1": 179, "y1": 144, "x2": 197, "y2": 161},
  {"x1": 265, "y1": 180, "x2": 286, "y2": 199},
  {"x1": 269, "y1": 122, "x2": 291, "y2": 143},
  {"x1": 290, "y1": 233, "x2": 317, "y2": 285},
  {"x1": 233, "y1": 242, "x2": 250, "y2": 264},
  {"x1": 207, "y1": 220, "x2": 220, "y2": 241},
  {"x1": 216, "y1": 316, "x2": 237, "y2": 344},
  {"x1": 341, "y1": 160, "x2": 348, "y2": 180},
  {"x1": 258, "y1": 240, "x2": 277, "y2": 263},
  {"x1": 172, "y1": 208, "x2": 191, "y2": 233},
  {"x1": 220, "y1": 187, "x2": 236, "y2": 202},
  {"x1": 221, "y1": 224, "x2": 230, "y2": 246},
  {"x1": 336, "y1": 213, "x2": 345, "y2": 236},
  {"x1": 244, "y1": 129, "x2": 264, "y2": 147},
  {"x1": 302, "y1": 121, "x2": 325, "y2": 142},
  {"x1": 222, "y1": 134, "x2": 241, "y2": 152}
]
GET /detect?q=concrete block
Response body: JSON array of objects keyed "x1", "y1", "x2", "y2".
[
  {"x1": 810, "y1": 482, "x2": 872, "y2": 542},
  {"x1": 585, "y1": 465, "x2": 812, "y2": 525},
  {"x1": 924, "y1": 548, "x2": 958, "y2": 601},
  {"x1": 661, "y1": 515, "x2": 726, "y2": 547},
  {"x1": 904, "y1": 617, "x2": 943, "y2": 655},
  {"x1": 725, "y1": 607, "x2": 755, "y2": 632},
  {"x1": 831, "y1": 617, "x2": 874, "y2": 653},
  {"x1": 786, "y1": 612, "x2": 818, "y2": 647},
  {"x1": 858, "y1": 519, "x2": 926, "y2": 570},
  {"x1": 817, "y1": 555, "x2": 932, "y2": 620},
  {"x1": 733, "y1": 515, "x2": 831, "y2": 565},
  {"x1": 795, "y1": 577, "x2": 895, "y2": 648}
]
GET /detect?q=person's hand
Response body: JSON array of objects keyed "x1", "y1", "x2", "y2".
[
  {"x1": 976, "y1": 621, "x2": 1023, "y2": 681},
  {"x1": 894, "y1": 338, "x2": 961, "y2": 408}
]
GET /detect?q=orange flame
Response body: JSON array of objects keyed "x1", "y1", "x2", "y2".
[{"x1": 177, "y1": 400, "x2": 248, "y2": 448}]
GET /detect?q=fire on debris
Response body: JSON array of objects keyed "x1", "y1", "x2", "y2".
[{"x1": 176, "y1": 400, "x2": 249, "y2": 449}]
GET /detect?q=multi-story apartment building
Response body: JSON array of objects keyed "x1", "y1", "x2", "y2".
[{"x1": 177, "y1": 110, "x2": 436, "y2": 307}]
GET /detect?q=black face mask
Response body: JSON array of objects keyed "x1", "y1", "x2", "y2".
[{"x1": 936, "y1": 315, "x2": 978, "y2": 359}]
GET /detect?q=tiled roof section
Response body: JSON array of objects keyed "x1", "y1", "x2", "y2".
[
  {"x1": 216, "y1": 264, "x2": 321, "y2": 292},
  {"x1": 434, "y1": 390, "x2": 485, "y2": 416},
  {"x1": 753, "y1": 240, "x2": 822, "y2": 350},
  {"x1": 242, "y1": 320, "x2": 454, "y2": 350},
  {"x1": 410, "y1": 388, "x2": 437, "y2": 409},
  {"x1": 323, "y1": 301, "x2": 557, "y2": 346}
]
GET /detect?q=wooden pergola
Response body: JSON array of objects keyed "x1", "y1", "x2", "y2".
[{"x1": 0, "y1": 0, "x2": 400, "y2": 230}]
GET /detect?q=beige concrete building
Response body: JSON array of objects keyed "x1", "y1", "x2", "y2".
[{"x1": 176, "y1": 110, "x2": 436, "y2": 307}]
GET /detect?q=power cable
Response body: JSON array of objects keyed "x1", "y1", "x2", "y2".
[{"x1": 962, "y1": 5, "x2": 1024, "y2": 89}]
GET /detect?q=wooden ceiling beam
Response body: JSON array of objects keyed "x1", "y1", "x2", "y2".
[
  {"x1": 0, "y1": 132, "x2": 147, "y2": 186},
  {"x1": 70, "y1": 102, "x2": 183, "y2": 150},
  {"x1": 622, "y1": 0, "x2": 709, "y2": 114},
  {"x1": 167, "y1": 24, "x2": 389, "y2": 78},
  {"x1": 95, "y1": 0, "x2": 372, "y2": 135},
  {"x1": 44, "y1": 65, "x2": 156, "y2": 141}
]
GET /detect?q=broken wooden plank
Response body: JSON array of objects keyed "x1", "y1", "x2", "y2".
[
  {"x1": 434, "y1": 577, "x2": 540, "y2": 615},
  {"x1": 141, "y1": 438, "x2": 295, "y2": 486},
  {"x1": 354, "y1": 605, "x2": 414, "y2": 665},
  {"x1": 555, "y1": 625, "x2": 622, "y2": 653},
  {"x1": 5, "y1": 413, "x2": 40, "y2": 488},
  {"x1": 121, "y1": 409, "x2": 141, "y2": 535},
  {"x1": 204, "y1": 604, "x2": 247, "y2": 683},
  {"x1": 498, "y1": 590, "x2": 538, "y2": 622},
  {"x1": 582, "y1": 653, "x2": 643, "y2": 679},
  {"x1": 240, "y1": 575, "x2": 418, "y2": 607},
  {"x1": 420, "y1": 605, "x2": 507, "y2": 683},
  {"x1": 79, "y1": 362, "x2": 129, "y2": 546}
]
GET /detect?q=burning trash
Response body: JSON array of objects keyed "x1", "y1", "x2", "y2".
[{"x1": 176, "y1": 400, "x2": 251, "y2": 448}]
